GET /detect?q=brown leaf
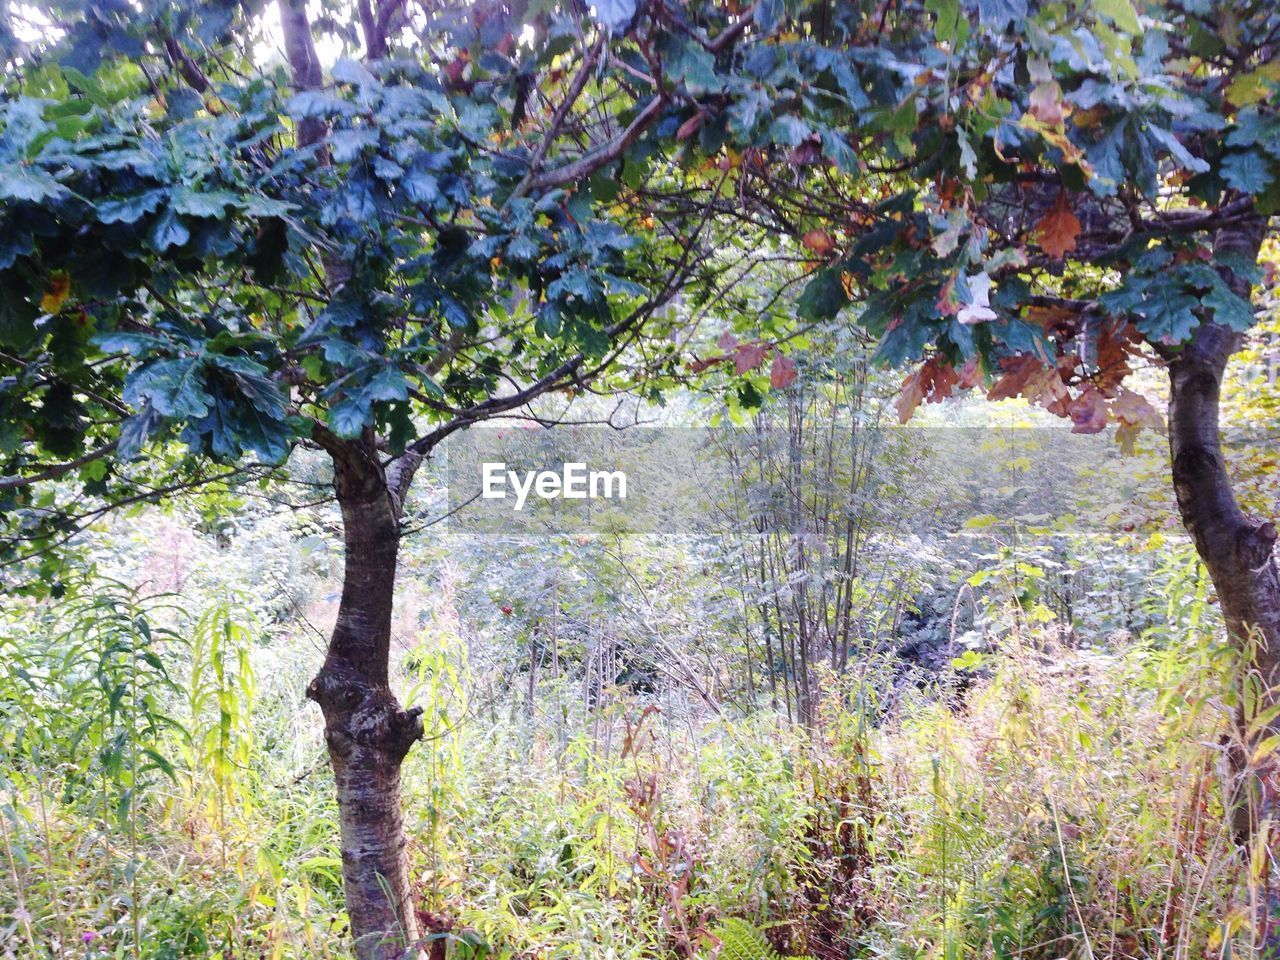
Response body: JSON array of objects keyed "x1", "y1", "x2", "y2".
[
  {"x1": 1025, "y1": 365, "x2": 1070, "y2": 415},
  {"x1": 788, "y1": 136, "x2": 823, "y2": 166},
  {"x1": 1068, "y1": 385, "x2": 1108, "y2": 434},
  {"x1": 1094, "y1": 322, "x2": 1136, "y2": 392},
  {"x1": 770, "y1": 353, "x2": 798, "y2": 389},
  {"x1": 923, "y1": 358, "x2": 959, "y2": 404},
  {"x1": 896, "y1": 367, "x2": 926, "y2": 423},
  {"x1": 1024, "y1": 303, "x2": 1078, "y2": 337},
  {"x1": 898, "y1": 358, "x2": 958, "y2": 422},
  {"x1": 1110, "y1": 387, "x2": 1165, "y2": 432},
  {"x1": 801, "y1": 229, "x2": 836, "y2": 256},
  {"x1": 687, "y1": 355, "x2": 727, "y2": 374},
  {"x1": 956, "y1": 355, "x2": 982, "y2": 389},
  {"x1": 987, "y1": 355, "x2": 1044, "y2": 401},
  {"x1": 987, "y1": 355, "x2": 1069, "y2": 415},
  {"x1": 1036, "y1": 192, "x2": 1082, "y2": 260},
  {"x1": 732, "y1": 341, "x2": 770, "y2": 375}
]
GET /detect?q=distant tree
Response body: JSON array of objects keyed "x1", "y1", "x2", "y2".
[{"x1": 2, "y1": 0, "x2": 1279, "y2": 953}]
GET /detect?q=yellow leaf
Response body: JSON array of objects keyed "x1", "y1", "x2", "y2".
[{"x1": 40, "y1": 273, "x2": 71, "y2": 314}]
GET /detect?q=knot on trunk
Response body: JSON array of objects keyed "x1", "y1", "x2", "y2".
[
  {"x1": 307, "y1": 661, "x2": 424, "y2": 761},
  {"x1": 1239, "y1": 520, "x2": 1279, "y2": 572}
]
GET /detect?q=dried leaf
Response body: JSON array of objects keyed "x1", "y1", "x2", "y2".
[
  {"x1": 987, "y1": 355, "x2": 1044, "y2": 401},
  {"x1": 1094, "y1": 322, "x2": 1136, "y2": 392},
  {"x1": 1036, "y1": 192, "x2": 1082, "y2": 259},
  {"x1": 897, "y1": 367, "x2": 926, "y2": 423},
  {"x1": 770, "y1": 353, "x2": 798, "y2": 389},
  {"x1": 732, "y1": 341, "x2": 770, "y2": 374},
  {"x1": 801, "y1": 229, "x2": 836, "y2": 255},
  {"x1": 1068, "y1": 385, "x2": 1108, "y2": 433},
  {"x1": 1028, "y1": 80, "x2": 1067, "y2": 126},
  {"x1": 898, "y1": 357, "x2": 958, "y2": 422},
  {"x1": 1110, "y1": 387, "x2": 1165, "y2": 432}
]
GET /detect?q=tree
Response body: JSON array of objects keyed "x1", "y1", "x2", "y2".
[
  {"x1": 0, "y1": 1, "x2": 736, "y2": 954},
  {"x1": 665, "y1": 0, "x2": 1280, "y2": 868},
  {"x1": 3, "y1": 0, "x2": 1280, "y2": 952}
]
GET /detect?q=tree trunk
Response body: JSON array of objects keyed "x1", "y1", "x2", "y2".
[
  {"x1": 307, "y1": 442, "x2": 425, "y2": 960},
  {"x1": 1165, "y1": 215, "x2": 1280, "y2": 887}
]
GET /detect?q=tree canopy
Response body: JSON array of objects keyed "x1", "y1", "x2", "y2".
[
  {"x1": 2, "y1": 0, "x2": 1278, "y2": 954},
  {"x1": 1, "y1": 0, "x2": 1276, "y2": 558}
]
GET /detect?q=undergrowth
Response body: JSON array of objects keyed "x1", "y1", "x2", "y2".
[{"x1": 0, "y1": 580, "x2": 1266, "y2": 959}]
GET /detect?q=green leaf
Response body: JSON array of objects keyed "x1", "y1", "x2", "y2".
[
  {"x1": 1146, "y1": 126, "x2": 1208, "y2": 174},
  {"x1": 148, "y1": 208, "x2": 190, "y2": 251},
  {"x1": 170, "y1": 187, "x2": 240, "y2": 218},
  {"x1": 331, "y1": 58, "x2": 377, "y2": 88},
  {"x1": 663, "y1": 38, "x2": 719, "y2": 94},
  {"x1": 1094, "y1": 0, "x2": 1140, "y2": 33},
  {"x1": 1131, "y1": 285, "x2": 1201, "y2": 344},
  {"x1": 328, "y1": 395, "x2": 371, "y2": 438},
  {"x1": 127, "y1": 358, "x2": 212, "y2": 419},
  {"x1": 362, "y1": 367, "x2": 409, "y2": 403},
  {"x1": 797, "y1": 267, "x2": 849, "y2": 322},
  {"x1": 977, "y1": 0, "x2": 1026, "y2": 29},
  {"x1": 1202, "y1": 282, "x2": 1255, "y2": 331},
  {"x1": 329, "y1": 128, "x2": 379, "y2": 163},
  {"x1": 0, "y1": 274, "x2": 38, "y2": 350},
  {"x1": 97, "y1": 189, "x2": 166, "y2": 224},
  {"x1": 211, "y1": 354, "x2": 288, "y2": 417},
  {"x1": 0, "y1": 164, "x2": 68, "y2": 202},
  {"x1": 92, "y1": 331, "x2": 169, "y2": 355},
  {"x1": 728, "y1": 87, "x2": 771, "y2": 140},
  {"x1": 592, "y1": 0, "x2": 636, "y2": 30},
  {"x1": 820, "y1": 128, "x2": 858, "y2": 172},
  {"x1": 287, "y1": 90, "x2": 354, "y2": 120},
  {"x1": 926, "y1": 0, "x2": 969, "y2": 46},
  {"x1": 240, "y1": 194, "x2": 297, "y2": 217},
  {"x1": 1220, "y1": 151, "x2": 1274, "y2": 194}
]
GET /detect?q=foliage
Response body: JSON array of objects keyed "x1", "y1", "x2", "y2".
[{"x1": 1, "y1": 465, "x2": 1271, "y2": 958}]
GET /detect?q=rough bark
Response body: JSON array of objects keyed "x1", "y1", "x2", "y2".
[
  {"x1": 1165, "y1": 214, "x2": 1280, "y2": 865},
  {"x1": 307, "y1": 438, "x2": 425, "y2": 960}
]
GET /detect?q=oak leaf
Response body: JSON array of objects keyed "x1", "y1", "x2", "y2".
[
  {"x1": 676, "y1": 111, "x2": 704, "y2": 140},
  {"x1": 1068, "y1": 385, "x2": 1108, "y2": 433},
  {"x1": 957, "y1": 272, "x2": 997, "y2": 325},
  {"x1": 1036, "y1": 192, "x2": 1082, "y2": 259},
  {"x1": 1028, "y1": 80, "x2": 1067, "y2": 126},
  {"x1": 897, "y1": 357, "x2": 959, "y2": 422},
  {"x1": 956, "y1": 355, "x2": 982, "y2": 389},
  {"x1": 897, "y1": 367, "x2": 926, "y2": 423},
  {"x1": 1110, "y1": 387, "x2": 1165, "y2": 432}
]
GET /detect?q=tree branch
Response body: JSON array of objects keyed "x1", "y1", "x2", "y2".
[{"x1": 0, "y1": 440, "x2": 120, "y2": 492}]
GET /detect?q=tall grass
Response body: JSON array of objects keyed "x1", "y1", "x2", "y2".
[{"x1": 0, "y1": 582, "x2": 1266, "y2": 959}]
